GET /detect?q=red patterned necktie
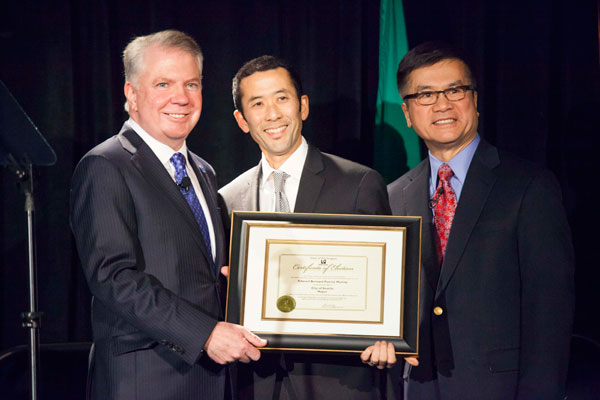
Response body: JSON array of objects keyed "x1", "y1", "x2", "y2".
[{"x1": 433, "y1": 164, "x2": 457, "y2": 262}]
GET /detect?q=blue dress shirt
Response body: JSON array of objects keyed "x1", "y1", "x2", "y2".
[{"x1": 428, "y1": 134, "x2": 480, "y2": 202}]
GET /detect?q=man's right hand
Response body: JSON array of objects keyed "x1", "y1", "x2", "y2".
[{"x1": 204, "y1": 321, "x2": 267, "y2": 364}]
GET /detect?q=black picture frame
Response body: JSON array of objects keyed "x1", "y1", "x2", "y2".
[{"x1": 225, "y1": 211, "x2": 421, "y2": 354}]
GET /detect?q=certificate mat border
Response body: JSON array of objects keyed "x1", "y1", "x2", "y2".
[
  {"x1": 225, "y1": 212, "x2": 421, "y2": 355},
  {"x1": 246, "y1": 225, "x2": 403, "y2": 341}
]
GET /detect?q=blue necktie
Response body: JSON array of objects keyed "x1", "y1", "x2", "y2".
[{"x1": 170, "y1": 153, "x2": 213, "y2": 264}]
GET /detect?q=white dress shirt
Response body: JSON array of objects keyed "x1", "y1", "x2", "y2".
[
  {"x1": 258, "y1": 136, "x2": 309, "y2": 212},
  {"x1": 127, "y1": 118, "x2": 216, "y2": 261}
]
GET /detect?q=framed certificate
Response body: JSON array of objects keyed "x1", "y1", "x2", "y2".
[{"x1": 225, "y1": 212, "x2": 421, "y2": 355}]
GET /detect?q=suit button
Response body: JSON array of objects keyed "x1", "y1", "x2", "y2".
[{"x1": 433, "y1": 306, "x2": 443, "y2": 316}]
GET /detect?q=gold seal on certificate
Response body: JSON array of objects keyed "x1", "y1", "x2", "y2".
[{"x1": 276, "y1": 295, "x2": 296, "y2": 313}]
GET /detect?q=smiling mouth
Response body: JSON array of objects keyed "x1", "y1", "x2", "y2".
[
  {"x1": 433, "y1": 118, "x2": 456, "y2": 125},
  {"x1": 264, "y1": 125, "x2": 287, "y2": 134},
  {"x1": 164, "y1": 113, "x2": 188, "y2": 119}
]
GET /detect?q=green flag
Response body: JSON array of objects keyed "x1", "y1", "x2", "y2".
[{"x1": 374, "y1": 0, "x2": 422, "y2": 182}]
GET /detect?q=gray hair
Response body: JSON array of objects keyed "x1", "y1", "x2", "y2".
[{"x1": 122, "y1": 29, "x2": 203, "y2": 112}]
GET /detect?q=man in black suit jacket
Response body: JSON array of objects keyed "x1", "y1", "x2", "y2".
[
  {"x1": 70, "y1": 30, "x2": 265, "y2": 400},
  {"x1": 386, "y1": 42, "x2": 574, "y2": 399},
  {"x1": 218, "y1": 56, "x2": 396, "y2": 399}
]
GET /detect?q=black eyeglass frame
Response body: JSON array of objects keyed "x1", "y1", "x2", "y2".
[{"x1": 403, "y1": 85, "x2": 475, "y2": 105}]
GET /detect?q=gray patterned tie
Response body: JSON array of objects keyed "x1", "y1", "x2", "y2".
[{"x1": 272, "y1": 171, "x2": 291, "y2": 212}]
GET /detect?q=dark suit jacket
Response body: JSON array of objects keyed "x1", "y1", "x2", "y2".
[
  {"x1": 218, "y1": 145, "x2": 396, "y2": 400},
  {"x1": 219, "y1": 145, "x2": 391, "y2": 218},
  {"x1": 70, "y1": 123, "x2": 228, "y2": 400},
  {"x1": 388, "y1": 139, "x2": 574, "y2": 400}
]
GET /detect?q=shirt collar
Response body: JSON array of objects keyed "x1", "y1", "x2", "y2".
[
  {"x1": 127, "y1": 118, "x2": 188, "y2": 165},
  {"x1": 260, "y1": 136, "x2": 308, "y2": 184},
  {"x1": 429, "y1": 134, "x2": 480, "y2": 186}
]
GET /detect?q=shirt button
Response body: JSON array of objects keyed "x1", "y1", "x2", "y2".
[{"x1": 433, "y1": 306, "x2": 444, "y2": 316}]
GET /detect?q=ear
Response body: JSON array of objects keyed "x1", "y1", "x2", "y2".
[
  {"x1": 300, "y1": 95, "x2": 309, "y2": 121},
  {"x1": 233, "y1": 109, "x2": 250, "y2": 133},
  {"x1": 473, "y1": 90, "x2": 478, "y2": 110},
  {"x1": 124, "y1": 82, "x2": 137, "y2": 112},
  {"x1": 401, "y1": 102, "x2": 412, "y2": 128}
]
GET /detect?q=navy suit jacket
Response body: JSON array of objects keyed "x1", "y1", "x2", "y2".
[
  {"x1": 70, "y1": 123, "x2": 228, "y2": 400},
  {"x1": 388, "y1": 139, "x2": 574, "y2": 400},
  {"x1": 218, "y1": 145, "x2": 396, "y2": 400}
]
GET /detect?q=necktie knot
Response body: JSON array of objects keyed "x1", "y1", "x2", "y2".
[
  {"x1": 438, "y1": 163, "x2": 454, "y2": 182},
  {"x1": 170, "y1": 152, "x2": 186, "y2": 168},
  {"x1": 272, "y1": 171, "x2": 290, "y2": 194}
]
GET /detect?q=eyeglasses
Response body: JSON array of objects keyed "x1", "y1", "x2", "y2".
[{"x1": 403, "y1": 85, "x2": 475, "y2": 106}]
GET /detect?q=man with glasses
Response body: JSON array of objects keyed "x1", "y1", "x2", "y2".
[{"x1": 382, "y1": 42, "x2": 574, "y2": 399}]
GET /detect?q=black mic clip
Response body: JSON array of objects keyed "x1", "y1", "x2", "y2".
[
  {"x1": 428, "y1": 186, "x2": 444, "y2": 209},
  {"x1": 178, "y1": 177, "x2": 192, "y2": 193}
]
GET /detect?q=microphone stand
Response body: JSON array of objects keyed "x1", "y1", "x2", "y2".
[
  {"x1": 1, "y1": 79, "x2": 56, "y2": 400},
  {"x1": 5, "y1": 156, "x2": 42, "y2": 400}
]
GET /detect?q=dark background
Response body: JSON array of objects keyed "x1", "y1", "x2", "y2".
[{"x1": 0, "y1": 0, "x2": 598, "y2": 394}]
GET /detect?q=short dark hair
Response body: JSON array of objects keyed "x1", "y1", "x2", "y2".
[
  {"x1": 232, "y1": 55, "x2": 304, "y2": 113},
  {"x1": 396, "y1": 41, "x2": 476, "y2": 98}
]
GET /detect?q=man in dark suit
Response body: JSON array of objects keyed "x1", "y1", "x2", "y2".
[
  {"x1": 218, "y1": 55, "x2": 396, "y2": 399},
  {"x1": 386, "y1": 42, "x2": 574, "y2": 399},
  {"x1": 70, "y1": 30, "x2": 266, "y2": 400}
]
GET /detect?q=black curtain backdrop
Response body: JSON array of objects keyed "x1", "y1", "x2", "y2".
[{"x1": 0, "y1": 0, "x2": 597, "y2": 378}]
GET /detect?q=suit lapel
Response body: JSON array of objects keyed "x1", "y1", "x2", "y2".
[
  {"x1": 294, "y1": 145, "x2": 325, "y2": 213},
  {"x1": 118, "y1": 128, "x2": 214, "y2": 271},
  {"x1": 245, "y1": 163, "x2": 261, "y2": 211},
  {"x1": 403, "y1": 160, "x2": 439, "y2": 293},
  {"x1": 436, "y1": 140, "x2": 500, "y2": 295}
]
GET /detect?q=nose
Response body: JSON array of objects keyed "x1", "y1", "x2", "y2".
[
  {"x1": 265, "y1": 102, "x2": 282, "y2": 120},
  {"x1": 432, "y1": 93, "x2": 452, "y2": 112},
  {"x1": 170, "y1": 84, "x2": 190, "y2": 105}
]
